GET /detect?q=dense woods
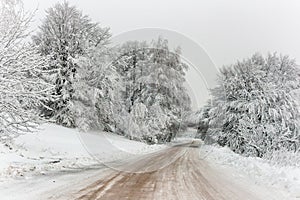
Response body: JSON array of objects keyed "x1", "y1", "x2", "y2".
[
  {"x1": 1, "y1": 0, "x2": 299, "y2": 157},
  {"x1": 0, "y1": 1, "x2": 191, "y2": 143}
]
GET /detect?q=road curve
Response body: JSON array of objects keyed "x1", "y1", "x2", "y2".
[{"x1": 72, "y1": 143, "x2": 278, "y2": 200}]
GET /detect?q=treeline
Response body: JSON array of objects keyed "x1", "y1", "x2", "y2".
[
  {"x1": 0, "y1": 1, "x2": 191, "y2": 144},
  {"x1": 197, "y1": 53, "x2": 300, "y2": 157}
]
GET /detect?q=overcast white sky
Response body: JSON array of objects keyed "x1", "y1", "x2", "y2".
[{"x1": 23, "y1": 0, "x2": 300, "y2": 109}]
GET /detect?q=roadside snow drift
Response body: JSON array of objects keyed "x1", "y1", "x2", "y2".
[
  {"x1": 201, "y1": 145, "x2": 300, "y2": 200},
  {"x1": 0, "y1": 123, "x2": 164, "y2": 180}
]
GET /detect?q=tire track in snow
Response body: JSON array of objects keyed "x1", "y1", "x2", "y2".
[{"x1": 73, "y1": 143, "x2": 281, "y2": 200}]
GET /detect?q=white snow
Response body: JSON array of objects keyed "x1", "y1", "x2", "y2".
[
  {"x1": 0, "y1": 123, "x2": 165, "y2": 199},
  {"x1": 200, "y1": 144, "x2": 300, "y2": 200},
  {"x1": 1, "y1": 125, "x2": 300, "y2": 199}
]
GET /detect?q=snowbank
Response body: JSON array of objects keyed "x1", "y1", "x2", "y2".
[
  {"x1": 0, "y1": 123, "x2": 164, "y2": 180},
  {"x1": 200, "y1": 145, "x2": 300, "y2": 200}
]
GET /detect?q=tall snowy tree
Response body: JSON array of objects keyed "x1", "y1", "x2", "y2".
[
  {"x1": 209, "y1": 53, "x2": 300, "y2": 157},
  {"x1": 113, "y1": 41, "x2": 148, "y2": 113},
  {"x1": 114, "y1": 37, "x2": 191, "y2": 143},
  {"x1": 74, "y1": 45, "x2": 123, "y2": 132},
  {"x1": 0, "y1": 0, "x2": 52, "y2": 140},
  {"x1": 33, "y1": 1, "x2": 110, "y2": 127}
]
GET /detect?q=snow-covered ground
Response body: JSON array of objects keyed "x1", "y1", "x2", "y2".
[
  {"x1": 200, "y1": 144, "x2": 300, "y2": 200},
  {"x1": 1, "y1": 125, "x2": 300, "y2": 199},
  {"x1": 0, "y1": 123, "x2": 165, "y2": 199}
]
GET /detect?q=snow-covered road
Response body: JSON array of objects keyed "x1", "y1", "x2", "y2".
[
  {"x1": 65, "y1": 143, "x2": 283, "y2": 200},
  {"x1": 0, "y1": 125, "x2": 297, "y2": 199}
]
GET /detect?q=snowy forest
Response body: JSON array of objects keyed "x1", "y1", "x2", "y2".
[
  {"x1": 2, "y1": 0, "x2": 300, "y2": 199},
  {"x1": 0, "y1": 0, "x2": 191, "y2": 145},
  {"x1": 0, "y1": 0, "x2": 300, "y2": 160}
]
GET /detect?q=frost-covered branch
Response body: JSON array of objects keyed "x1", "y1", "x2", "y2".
[{"x1": 0, "y1": 0, "x2": 53, "y2": 140}]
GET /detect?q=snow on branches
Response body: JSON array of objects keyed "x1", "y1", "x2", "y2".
[
  {"x1": 209, "y1": 53, "x2": 300, "y2": 157},
  {"x1": 33, "y1": 1, "x2": 111, "y2": 127},
  {"x1": 113, "y1": 38, "x2": 191, "y2": 143},
  {"x1": 0, "y1": 0, "x2": 53, "y2": 140}
]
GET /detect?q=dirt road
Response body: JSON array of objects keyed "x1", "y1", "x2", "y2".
[{"x1": 71, "y1": 143, "x2": 279, "y2": 200}]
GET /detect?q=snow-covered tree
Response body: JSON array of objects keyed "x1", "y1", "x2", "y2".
[
  {"x1": 33, "y1": 1, "x2": 110, "y2": 127},
  {"x1": 114, "y1": 37, "x2": 191, "y2": 143},
  {"x1": 74, "y1": 45, "x2": 122, "y2": 132},
  {"x1": 196, "y1": 101, "x2": 211, "y2": 140},
  {"x1": 0, "y1": 0, "x2": 53, "y2": 140},
  {"x1": 209, "y1": 53, "x2": 300, "y2": 157},
  {"x1": 113, "y1": 41, "x2": 149, "y2": 113}
]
